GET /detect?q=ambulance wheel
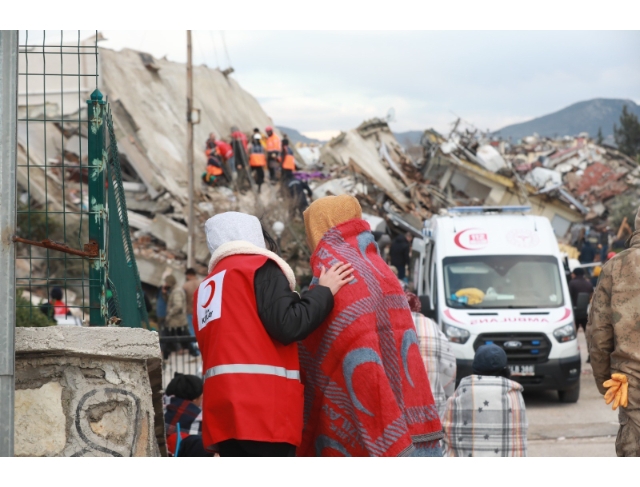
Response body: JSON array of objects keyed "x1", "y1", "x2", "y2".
[{"x1": 558, "y1": 382, "x2": 580, "y2": 403}]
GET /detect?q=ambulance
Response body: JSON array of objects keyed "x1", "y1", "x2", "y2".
[{"x1": 413, "y1": 206, "x2": 581, "y2": 402}]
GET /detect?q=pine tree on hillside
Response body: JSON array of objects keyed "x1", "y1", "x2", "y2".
[
  {"x1": 613, "y1": 105, "x2": 640, "y2": 160},
  {"x1": 596, "y1": 127, "x2": 603, "y2": 145}
]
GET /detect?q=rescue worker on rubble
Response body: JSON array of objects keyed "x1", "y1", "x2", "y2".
[
  {"x1": 587, "y1": 205, "x2": 640, "y2": 457},
  {"x1": 248, "y1": 133, "x2": 267, "y2": 193},
  {"x1": 230, "y1": 126, "x2": 248, "y2": 152},
  {"x1": 202, "y1": 142, "x2": 226, "y2": 187},
  {"x1": 265, "y1": 126, "x2": 282, "y2": 183},
  {"x1": 287, "y1": 175, "x2": 313, "y2": 217},
  {"x1": 206, "y1": 134, "x2": 234, "y2": 176},
  {"x1": 194, "y1": 212, "x2": 354, "y2": 456},
  {"x1": 280, "y1": 136, "x2": 296, "y2": 183},
  {"x1": 253, "y1": 127, "x2": 265, "y2": 148}
]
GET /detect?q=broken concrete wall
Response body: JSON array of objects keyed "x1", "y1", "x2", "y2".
[
  {"x1": 320, "y1": 120, "x2": 411, "y2": 209},
  {"x1": 15, "y1": 327, "x2": 165, "y2": 457}
]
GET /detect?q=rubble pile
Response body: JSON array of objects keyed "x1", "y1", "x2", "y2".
[
  {"x1": 311, "y1": 120, "x2": 638, "y2": 248},
  {"x1": 502, "y1": 134, "x2": 640, "y2": 222},
  {"x1": 313, "y1": 119, "x2": 436, "y2": 228}
]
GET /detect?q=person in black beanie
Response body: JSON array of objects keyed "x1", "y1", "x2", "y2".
[
  {"x1": 165, "y1": 372, "x2": 203, "y2": 401},
  {"x1": 472, "y1": 343, "x2": 511, "y2": 378},
  {"x1": 163, "y1": 373, "x2": 211, "y2": 456}
]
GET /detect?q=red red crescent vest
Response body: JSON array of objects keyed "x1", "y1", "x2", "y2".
[{"x1": 193, "y1": 254, "x2": 304, "y2": 449}]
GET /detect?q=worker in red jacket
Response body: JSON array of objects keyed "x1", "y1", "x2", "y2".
[
  {"x1": 230, "y1": 126, "x2": 248, "y2": 152},
  {"x1": 206, "y1": 133, "x2": 234, "y2": 175},
  {"x1": 193, "y1": 211, "x2": 354, "y2": 456}
]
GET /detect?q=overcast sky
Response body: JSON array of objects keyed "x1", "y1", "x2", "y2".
[{"x1": 93, "y1": 31, "x2": 640, "y2": 140}]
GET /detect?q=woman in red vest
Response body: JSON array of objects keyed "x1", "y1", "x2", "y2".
[{"x1": 194, "y1": 211, "x2": 354, "y2": 456}]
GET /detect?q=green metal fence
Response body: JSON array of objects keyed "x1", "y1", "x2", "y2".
[
  {"x1": 14, "y1": 30, "x2": 147, "y2": 328},
  {"x1": 105, "y1": 102, "x2": 149, "y2": 328}
]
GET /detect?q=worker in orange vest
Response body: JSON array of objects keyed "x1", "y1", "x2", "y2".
[
  {"x1": 248, "y1": 133, "x2": 267, "y2": 193},
  {"x1": 280, "y1": 136, "x2": 296, "y2": 183},
  {"x1": 253, "y1": 128, "x2": 266, "y2": 149},
  {"x1": 202, "y1": 142, "x2": 226, "y2": 186},
  {"x1": 265, "y1": 126, "x2": 281, "y2": 183}
]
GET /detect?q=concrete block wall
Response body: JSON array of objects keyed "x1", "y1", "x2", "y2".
[{"x1": 14, "y1": 327, "x2": 166, "y2": 457}]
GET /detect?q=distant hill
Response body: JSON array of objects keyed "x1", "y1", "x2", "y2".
[
  {"x1": 393, "y1": 130, "x2": 423, "y2": 147},
  {"x1": 276, "y1": 126, "x2": 322, "y2": 145},
  {"x1": 493, "y1": 98, "x2": 640, "y2": 140}
]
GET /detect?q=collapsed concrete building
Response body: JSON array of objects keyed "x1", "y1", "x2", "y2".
[{"x1": 311, "y1": 119, "x2": 597, "y2": 243}]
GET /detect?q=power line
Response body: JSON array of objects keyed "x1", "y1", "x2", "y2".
[
  {"x1": 220, "y1": 31, "x2": 232, "y2": 68},
  {"x1": 209, "y1": 31, "x2": 219, "y2": 68}
]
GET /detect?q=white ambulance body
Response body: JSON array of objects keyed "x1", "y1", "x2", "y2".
[{"x1": 414, "y1": 206, "x2": 581, "y2": 402}]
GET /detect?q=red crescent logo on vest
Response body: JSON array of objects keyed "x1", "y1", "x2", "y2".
[{"x1": 202, "y1": 280, "x2": 216, "y2": 308}]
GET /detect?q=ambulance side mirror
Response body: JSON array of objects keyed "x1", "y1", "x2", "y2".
[{"x1": 419, "y1": 295, "x2": 436, "y2": 320}]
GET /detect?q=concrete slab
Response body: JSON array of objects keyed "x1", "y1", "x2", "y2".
[
  {"x1": 15, "y1": 327, "x2": 165, "y2": 457},
  {"x1": 15, "y1": 381, "x2": 66, "y2": 457},
  {"x1": 147, "y1": 213, "x2": 188, "y2": 250}
]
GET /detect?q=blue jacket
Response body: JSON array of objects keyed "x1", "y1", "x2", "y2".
[{"x1": 156, "y1": 289, "x2": 168, "y2": 319}]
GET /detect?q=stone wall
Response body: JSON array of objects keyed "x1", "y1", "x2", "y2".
[{"x1": 14, "y1": 327, "x2": 166, "y2": 457}]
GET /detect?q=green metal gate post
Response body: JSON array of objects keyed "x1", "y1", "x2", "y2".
[{"x1": 87, "y1": 89, "x2": 107, "y2": 326}]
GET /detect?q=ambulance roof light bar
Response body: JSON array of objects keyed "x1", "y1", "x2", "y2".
[{"x1": 447, "y1": 206, "x2": 532, "y2": 214}]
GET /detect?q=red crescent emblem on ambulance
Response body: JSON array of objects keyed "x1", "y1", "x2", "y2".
[
  {"x1": 444, "y1": 309, "x2": 465, "y2": 324},
  {"x1": 555, "y1": 307, "x2": 571, "y2": 323},
  {"x1": 454, "y1": 228, "x2": 488, "y2": 250},
  {"x1": 202, "y1": 281, "x2": 216, "y2": 308}
]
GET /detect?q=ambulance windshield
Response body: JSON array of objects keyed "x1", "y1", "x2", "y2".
[{"x1": 443, "y1": 255, "x2": 565, "y2": 309}]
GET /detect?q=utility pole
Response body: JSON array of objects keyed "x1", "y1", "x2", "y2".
[
  {"x1": 0, "y1": 30, "x2": 18, "y2": 457},
  {"x1": 186, "y1": 30, "x2": 195, "y2": 269}
]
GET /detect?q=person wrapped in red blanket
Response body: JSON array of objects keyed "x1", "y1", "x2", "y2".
[{"x1": 299, "y1": 195, "x2": 443, "y2": 456}]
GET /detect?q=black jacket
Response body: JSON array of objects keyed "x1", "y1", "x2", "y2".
[
  {"x1": 254, "y1": 260, "x2": 334, "y2": 345},
  {"x1": 568, "y1": 277, "x2": 594, "y2": 307},
  {"x1": 288, "y1": 179, "x2": 313, "y2": 200},
  {"x1": 389, "y1": 234, "x2": 411, "y2": 267}
]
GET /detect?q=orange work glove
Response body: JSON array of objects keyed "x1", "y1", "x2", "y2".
[{"x1": 603, "y1": 373, "x2": 628, "y2": 410}]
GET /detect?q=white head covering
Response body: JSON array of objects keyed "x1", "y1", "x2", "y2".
[{"x1": 204, "y1": 212, "x2": 265, "y2": 255}]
